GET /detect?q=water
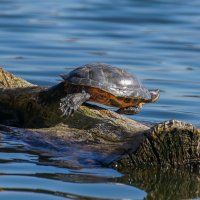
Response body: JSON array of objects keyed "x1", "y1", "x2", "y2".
[{"x1": 0, "y1": 0, "x2": 199, "y2": 199}]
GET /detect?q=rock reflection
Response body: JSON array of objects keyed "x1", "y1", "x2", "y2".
[{"x1": 119, "y1": 168, "x2": 200, "y2": 200}]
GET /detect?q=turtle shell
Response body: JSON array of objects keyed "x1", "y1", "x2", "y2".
[{"x1": 61, "y1": 63, "x2": 151, "y2": 100}]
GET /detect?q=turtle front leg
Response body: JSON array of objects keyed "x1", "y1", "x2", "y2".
[
  {"x1": 59, "y1": 91, "x2": 90, "y2": 117},
  {"x1": 116, "y1": 105, "x2": 141, "y2": 115}
]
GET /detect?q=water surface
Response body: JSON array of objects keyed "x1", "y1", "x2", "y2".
[{"x1": 0, "y1": 0, "x2": 199, "y2": 199}]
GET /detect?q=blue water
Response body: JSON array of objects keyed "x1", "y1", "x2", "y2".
[{"x1": 0, "y1": 0, "x2": 199, "y2": 199}]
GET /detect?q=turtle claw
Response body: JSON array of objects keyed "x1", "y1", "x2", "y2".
[
  {"x1": 59, "y1": 91, "x2": 90, "y2": 118},
  {"x1": 116, "y1": 105, "x2": 141, "y2": 115},
  {"x1": 60, "y1": 101, "x2": 74, "y2": 118}
]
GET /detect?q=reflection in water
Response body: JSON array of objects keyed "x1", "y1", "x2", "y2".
[
  {"x1": 119, "y1": 168, "x2": 200, "y2": 200},
  {"x1": 0, "y1": 129, "x2": 199, "y2": 199},
  {"x1": 0, "y1": 131, "x2": 147, "y2": 200}
]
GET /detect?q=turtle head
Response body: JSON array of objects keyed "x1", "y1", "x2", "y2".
[{"x1": 149, "y1": 89, "x2": 160, "y2": 103}]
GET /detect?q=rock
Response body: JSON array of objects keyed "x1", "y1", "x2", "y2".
[
  {"x1": 0, "y1": 67, "x2": 199, "y2": 169},
  {"x1": 115, "y1": 120, "x2": 200, "y2": 171}
]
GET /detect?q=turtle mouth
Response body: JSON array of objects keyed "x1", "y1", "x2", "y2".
[{"x1": 149, "y1": 89, "x2": 160, "y2": 102}]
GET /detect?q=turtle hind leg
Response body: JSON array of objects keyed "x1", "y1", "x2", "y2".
[
  {"x1": 116, "y1": 105, "x2": 141, "y2": 115},
  {"x1": 60, "y1": 91, "x2": 90, "y2": 118}
]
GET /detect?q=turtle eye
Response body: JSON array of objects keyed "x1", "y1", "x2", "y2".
[{"x1": 124, "y1": 98, "x2": 131, "y2": 103}]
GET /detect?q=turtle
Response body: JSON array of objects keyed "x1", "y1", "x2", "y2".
[{"x1": 59, "y1": 63, "x2": 160, "y2": 117}]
